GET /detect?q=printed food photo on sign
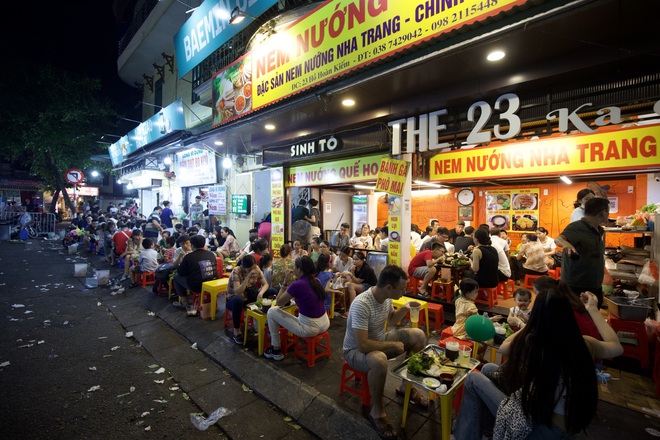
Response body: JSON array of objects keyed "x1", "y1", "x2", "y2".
[
  {"x1": 271, "y1": 196, "x2": 283, "y2": 209},
  {"x1": 212, "y1": 57, "x2": 252, "y2": 125},
  {"x1": 513, "y1": 214, "x2": 538, "y2": 231},
  {"x1": 511, "y1": 193, "x2": 538, "y2": 210},
  {"x1": 488, "y1": 214, "x2": 510, "y2": 230},
  {"x1": 486, "y1": 193, "x2": 511, "y2": 211}
]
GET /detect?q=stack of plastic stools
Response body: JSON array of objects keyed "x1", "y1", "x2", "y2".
[
  {"x1": 340, "y1": 361, "x2": 370, "y2": 407},
  {"x1": 294, "y1": 331, "x2": 332, "y2": 367}
]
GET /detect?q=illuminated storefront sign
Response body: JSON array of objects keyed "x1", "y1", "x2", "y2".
[
  {"x1": 174, "y1": 0, "x2": 278, "y2": 77},
  {"x1": 212, "y1": 0, "x2": 529, "y2": 127},
  {"x1": 285, "y1": 154, "x2": 383, "y2": 187},
  {"x1": 108, "y1": 100, "x2": 186, "y2": 166},
  {"x1": 429, "y1": 124, "x2": 660, "y2": 181}
]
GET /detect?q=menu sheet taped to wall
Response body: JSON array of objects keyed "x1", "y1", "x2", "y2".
[{"x1": 485, "y1": 188, "x2": 539, "y2": 232}]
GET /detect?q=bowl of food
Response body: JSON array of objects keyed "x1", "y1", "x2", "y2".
[
  {"x1": 439, "y1": 373, "x2": 455, "y2": 387},
  {"x1": 422, "y1": 377, "x2": 441, "y2": 389}
]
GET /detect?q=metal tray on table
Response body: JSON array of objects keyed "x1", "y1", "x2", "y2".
[{"x1": 391, "y1": 344, "x2": 478, "y2": 395}]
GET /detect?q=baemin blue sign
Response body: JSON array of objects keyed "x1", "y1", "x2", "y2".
[
  {"x1": 173, "y1": 0, "x2": 278, "y2": 78},
  {"x1": 108, "y1": 99, "x2": 186, "y2": 167}
]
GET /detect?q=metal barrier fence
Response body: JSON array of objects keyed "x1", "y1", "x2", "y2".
[{"x1": 0, "y1": 211, "x2": 57, "y2": 236}]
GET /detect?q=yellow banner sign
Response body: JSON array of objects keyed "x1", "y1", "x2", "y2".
[
  {"x1": 270, "y1": 167, "x2": 285, "y2": 256},
  {"x1": 430, "y1": 125, "x2": 660, "y2": 181},
  {"x1": 376, "y1": 157, "x2": 409, "y2": 195},
  {"x1": 252, "y1": 0, "x2": 527, "y2": 109},
  {"x1": 285, "y1": 154, "x2": 384, "y2": 187}
]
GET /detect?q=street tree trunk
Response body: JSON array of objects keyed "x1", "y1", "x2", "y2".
[{"x1": 44, "y1": 150, "x2": 76, "y2": 215}]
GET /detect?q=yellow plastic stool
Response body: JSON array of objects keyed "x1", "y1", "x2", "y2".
[
  {"x1": 201, "y1": 278, "x2": 229, "y2": 321},
  {"x1": 391, "y1": 297, "x2": 429, "y2": 335}
]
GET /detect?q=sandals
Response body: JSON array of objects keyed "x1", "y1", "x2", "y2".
[
  {"x1": 368, "y1": 414, "x2": 398, "y2": 440},
  {"x1": 172, "y1": 301, "x2": 187, "y2": 310},
  {"x1": 395, "y1": 387, "x2": 429, "y2": 410}
]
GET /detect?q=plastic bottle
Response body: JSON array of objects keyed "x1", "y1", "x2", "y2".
[{"x1": 483, "y1": 312, "x2": 489, "y2": 318}]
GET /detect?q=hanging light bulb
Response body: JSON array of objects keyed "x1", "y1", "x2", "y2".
[
  {"x1": 222, "y1": 156, "x2": 232, "y2": 169},
  {"x1": 163, "y1": 156, "x2": 172, "y2": 165}
]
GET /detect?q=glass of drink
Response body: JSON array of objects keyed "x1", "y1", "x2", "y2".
[
  {"x1": 458, "y1": 345, "x2": 472, "y2": 367},
  {"x1": 446, "y1": 341, "x2": 459, "y2": 361},
  {"x1": 408, "y1": 301, "x2": 420, "y2": 324}
]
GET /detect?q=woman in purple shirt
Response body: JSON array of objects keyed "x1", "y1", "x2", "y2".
[{"x1": 264, "y1": 256, "x2": 330, "y2": 361}]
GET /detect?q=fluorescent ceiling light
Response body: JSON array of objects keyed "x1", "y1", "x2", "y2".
[
  {"x1": 342, "y1": 99, "x2": 355, "y2": 107},
  {"x1": 214, "y1": 141, "x2": 224, "y2": 146},
  {"x1": 413, "y1": 180, "x2": 444, "y2": 188},
  {"x1": 354, "y1": 184, "x2": 376, "y2": 190},
  {"x1": 560, "y1": 175, "x2": 572, "y2": 184},
  {"x1": 265, "y1": 124, "x2": 276, "y2": 130},
  {"x1": 487, "y1": 50, "x2": 505, "y2": 62}
]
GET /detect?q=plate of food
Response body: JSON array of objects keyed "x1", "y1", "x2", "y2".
[
  {"x1": 512, "y1": 193, "x2": 537, "y2": 210},
  {"x1": 487, "y1": 194, "x2": 511, "y2": 210},
  {"x1": 513, "y1": 214, "x2": 538, "y2": 231},
  {"x1": 422, "y1": 377, "x2": 441, "y2": 389}
]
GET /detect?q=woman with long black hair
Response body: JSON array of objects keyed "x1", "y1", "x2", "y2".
[
  {"x1": 453, "y1": 280, "x2": 622, "y2": 439},
  {"x1": 264, "y1": 256, "x2": 330, "y2": 361}
]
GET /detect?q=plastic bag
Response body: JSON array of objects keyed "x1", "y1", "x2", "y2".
[
  {"x1": 190, "y1": 407, "x2": 231, "y2": 431},
  {"x1": 638, "y1": 260, "x2": 658, "y2": 285}
]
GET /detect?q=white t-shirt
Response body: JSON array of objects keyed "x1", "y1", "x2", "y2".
[{"x1": 342, "y1": 288, "x2": 392, "y2": 352}]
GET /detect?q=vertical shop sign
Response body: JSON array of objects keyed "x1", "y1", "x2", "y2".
[
  {"x1": 376, "y1": 158, "x2": 409, "y2": 196},
  {"x1": 207, "y1": 185, "x2": 226, "y2": 216},
  {"x1": 387, "y1": 195, "x2": 402, "y2": 266},
  {"x1": 270, "y1": 167, "x2": 285, "y2": 257}
]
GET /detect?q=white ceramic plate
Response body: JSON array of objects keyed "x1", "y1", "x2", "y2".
[
  {"x1": 512, "y1": 193, "x2": 537, "y2": 210},
  {"x1": 422, "y1": 377, "x2": 441, "y2": 388}
]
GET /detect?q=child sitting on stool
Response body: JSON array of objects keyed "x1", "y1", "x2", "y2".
[
  {"x1": 452, "y1": 278, "x2": 503, "y2": 362},
  {"x1": 129, "y1": 238, "x2": 159, "y2": 288}
]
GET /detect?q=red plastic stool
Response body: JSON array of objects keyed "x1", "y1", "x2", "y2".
[
  {"x1": 432, "y1": 280, "x2": 453, "y2": 302},
  {"x1": 407, "y1": 278, "x2": 420, "y2": 295},
  {"x1": 438, "y1": 327, "x2": 474, "y2": 351},
  {"x1": 340, "y1": 361, "x2": 371, "y2": 407},
  {"x1": 608, "y1": 314, "x2": 650, "y2": 369},
  {"x1": 137, "y1": 271, "x2": 156, "y2": 288},
  {"x1": 224, "y1": 305, "x2": 246, "y2": 329},
  {"x1": 475, "y1": 287, "x2": 498, "y2": 309},
  {"x1": 294, "y1": 331, "x2": 332, "y2": 367},
  {"x1": 422, "y1": 302, "x2": 445, "y2": 331},
  {"x1": 265, "y1": 327, "x2": 295, "y2": 355},
  {"x1": 523, "y1": 274, "x2": 543, "y2": 290},
  {"x1": 497, "y1": 280, "x2": 515, "y2": 300}
]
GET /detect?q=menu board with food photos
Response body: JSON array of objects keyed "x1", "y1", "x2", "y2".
[{"x1": 485, "y1": 188, "x2": 540, "y2": 232}]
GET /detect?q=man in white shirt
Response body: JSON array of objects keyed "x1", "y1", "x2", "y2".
[{"x1": 489, "y1": 228, "x2": 512, "y2": 281}]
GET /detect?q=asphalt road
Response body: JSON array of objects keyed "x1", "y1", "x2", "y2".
[{"x1": 0, "y1": 238, "x2": 311, "y2": 439}]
